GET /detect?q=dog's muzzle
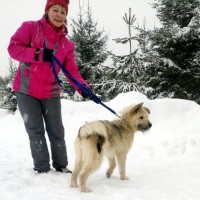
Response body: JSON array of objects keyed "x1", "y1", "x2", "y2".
[{"x1": 138, "y1": 122, "x2": 152, "y2": 132}]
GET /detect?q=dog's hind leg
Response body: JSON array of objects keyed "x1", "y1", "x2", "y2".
[
  {"x1": 71, "y1": 141, "x2": 83, "y2": 188},
  {"x1": 79, "y1": 166, "x2": 93, "y2": 192},
  {"x1": 116, "y1": 152, "x2": 129, "y2": 180},
  {"x1": 71, "y1": 156, "x2": 82, "y2": 188},
  {"x1": 106, "y1": 156, "x2": 116, "y2": 178},
  {"x1": 79, "y1": 156, "x2": 102, "y2": 192}
]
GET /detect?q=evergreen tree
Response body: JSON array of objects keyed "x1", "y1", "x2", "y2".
[
  {"x1": 98, "y1": 8, "x2": 142, "y2": 100},
  {"x1": 152, "y1": 0, "x2": 199, "y2": 28},
  {"x1": 136, "y1": 0, "x2": 200, "y2": 102},
  {"x1": 69, "y1": 0, "x2": 108, "y2": 84},
  {"x1": 0, "y1": 59, "x2": 17, "y2": 114}
]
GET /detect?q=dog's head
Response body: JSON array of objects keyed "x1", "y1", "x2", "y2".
[{"x1": 121, "y1": 103, "x2": 152, "y2": 133}]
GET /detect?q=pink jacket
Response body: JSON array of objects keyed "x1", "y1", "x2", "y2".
[{"x1": 8, "y1": 17, "x2": 89, "y2": 99}]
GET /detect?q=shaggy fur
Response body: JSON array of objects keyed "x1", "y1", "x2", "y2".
[{"x1": 70, "y1": 103, "x2": 152, "y2": 192}]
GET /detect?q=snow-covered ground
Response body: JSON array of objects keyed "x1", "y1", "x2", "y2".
[{"x1": 1, "y1": 91, "x2": 200, "y2": 200}]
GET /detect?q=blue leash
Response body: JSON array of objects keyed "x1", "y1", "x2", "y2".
[{"x1": 50, "y1": 54, "x2": 120, "y2": 118}]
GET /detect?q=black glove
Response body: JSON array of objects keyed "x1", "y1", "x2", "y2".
[
  {"x1": 81, "y1": 86, "x2": 101, "y2": 104},
  {"x1": 81, "y1": 87, "x2": 92, "y2": 98},
  {"x1": 43, "y1": 48, "x2": 53, "y2": 62}
]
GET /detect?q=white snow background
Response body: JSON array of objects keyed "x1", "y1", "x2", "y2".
[{"x1": 1, "y1": 91, "x2": 200, "y2": 200}]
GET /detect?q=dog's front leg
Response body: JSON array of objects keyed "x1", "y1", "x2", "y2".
[
  {"x1": 106, "y1": 156, "x2": 116, "y2": 178},
  {"x1": 116, "y1": 152, "x2": 129, "y2": 180}
]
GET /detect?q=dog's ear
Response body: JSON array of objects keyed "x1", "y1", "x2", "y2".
[
  {"x1": 131, "y1": 103, "x2": 143, "y2": 115},
  {"x1": 144, "y1": 107, "x2": 150, "y2": 114}
]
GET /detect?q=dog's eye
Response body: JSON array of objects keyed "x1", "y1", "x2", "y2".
[{"x1": 140, "y1": 116, "x2": 144, "y2": 119}]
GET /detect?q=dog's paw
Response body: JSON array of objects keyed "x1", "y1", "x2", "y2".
[
  {"x1": 106, "y1": 168, "x2": 114, "y2": 178},
  {"x1": 120, "y1": 176, "x2": 129, "y2": 180},
  {"x1": 106, "y1": 171, "x2": 111, "y2": 178},
  {"x1": 70, "y1": 180, "x2": 78, "y2": 188},
  {"x1": 70, "y1": 183, "x2": 78, "y2": 188},
  {"x1": 80, "y1": 185, "x2": 92, "y2": 193}
]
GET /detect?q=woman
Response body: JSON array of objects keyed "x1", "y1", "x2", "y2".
[{"x1": 7, "y1": 0, "x2": 92, "y2": 173}]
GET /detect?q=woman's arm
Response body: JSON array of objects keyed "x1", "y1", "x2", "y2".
[{"x1": 7, "y1": 21, "x2": 43, "y2": 63}]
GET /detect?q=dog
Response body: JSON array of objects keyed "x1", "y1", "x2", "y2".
[{"x1": 70, "y1": 102, "x2": 152, "y2": 192}]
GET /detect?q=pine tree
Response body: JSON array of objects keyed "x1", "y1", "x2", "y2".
[
  {"x1": 98, "y1": 8, "x2": 142, "y2": 100},
  {"x1": 136, "y1": 0, "x2": 200, "y2": 102},
  {"x1": 0, "y1": 58, "x2": 17, "y2": 114},
  {"x1": 69, "y1": 0, "x2": 108, "y2": 84}
]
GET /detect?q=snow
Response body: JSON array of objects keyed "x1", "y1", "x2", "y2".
[{"x1": 1, "y1": 91, "x2": 200, "y2": 200}]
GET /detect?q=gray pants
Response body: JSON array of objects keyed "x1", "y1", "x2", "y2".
[{"x1": 16, "y1": 92, "x2": 68, "y2": 171}]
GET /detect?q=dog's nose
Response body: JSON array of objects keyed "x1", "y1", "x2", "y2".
[{"x1": 149, "y1": 123, "x2": 152, "y2": 128}]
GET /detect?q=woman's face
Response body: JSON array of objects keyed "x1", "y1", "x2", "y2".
[{"x1": 47, "y1": 4, "x2": 67, "y2": 27}]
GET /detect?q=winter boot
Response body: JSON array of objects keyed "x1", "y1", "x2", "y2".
[{"x1": 56, "y1": 167, "x2": 72, "y2": 173}]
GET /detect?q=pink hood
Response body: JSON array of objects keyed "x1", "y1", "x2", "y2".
[{"x1": 8, "y1": 17, "x2": 89, "y2": 99}]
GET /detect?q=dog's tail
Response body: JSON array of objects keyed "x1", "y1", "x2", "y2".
[{"x1": 78, "y1": 121, "x2": 107, "y2": 139}]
